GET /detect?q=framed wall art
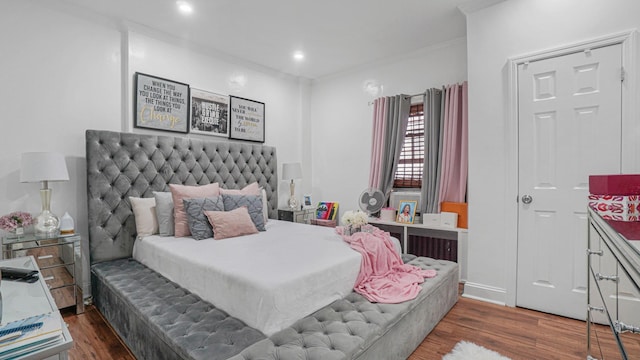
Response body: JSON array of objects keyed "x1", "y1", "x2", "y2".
[
  {"x1": 229, "y1": 96, "x2": 265, "y2": 143},
  {"x1": 190, "y1": 89, "x2": 229, "y2": 137},
  {"x1": 134, "y1": 72, "x2": 190, "y2": 133}
]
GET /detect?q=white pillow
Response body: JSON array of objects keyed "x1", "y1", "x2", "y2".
[
  {"x1": 129, "y1": 197, "x2": 158, "y2": 237},
  {"x1": 153, "y1": 191, "x2": 174, "y2": 236},
  {"x1": 262, "y1": 188, "x2": 269, "y2": 223}
]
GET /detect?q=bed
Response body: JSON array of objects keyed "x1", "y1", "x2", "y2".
[{"x1": 86, "y1": 129, "x2": 458, "y2": 360}]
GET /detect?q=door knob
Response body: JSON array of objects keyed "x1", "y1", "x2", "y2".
[{"x1": 522, "y1": 195, "x2": 533, "y2": 204}]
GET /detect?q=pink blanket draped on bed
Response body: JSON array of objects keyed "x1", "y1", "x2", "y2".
[{"x1": 337, "y1": 226, "x2": 437, "y2": 303}]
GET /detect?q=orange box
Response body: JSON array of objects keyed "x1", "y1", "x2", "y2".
[{"x1": 440, "y1": 202, "x2": 467, "y2": 229}]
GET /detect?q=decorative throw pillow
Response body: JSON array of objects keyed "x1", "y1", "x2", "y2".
[
  {"x1": 153, "y1": 191, "x2": 174, "y2": 236},
  {"x1": 205, "y1": 207, "x2": 258, "y2": 240},
  {"x1": 170, "y1": 183, "x2": 220, "y2": 237},
  {"x1": 219, "y1": 182, "x2": 260, "y2": 196},
  {"x1": 183, "y1": 197, "x2": 224, "y2": 240},
  {"x1": 222, "y1": 194, "x2": 265, "y2": 231},
  {"x1": 129, "y1": 197, "x2": 158, "y2": 237},
  {"x1": 261, "y1": 188, "x2": 269, "y2": 223}
]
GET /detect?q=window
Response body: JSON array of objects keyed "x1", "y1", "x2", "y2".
[{"x1": 394, "y1": 104, "x2": 424, "y2": 188}]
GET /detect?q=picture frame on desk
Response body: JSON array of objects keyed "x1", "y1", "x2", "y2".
[
  {"x1": 303, "y1": 194, "x2": 313, "y2": 209},
  {"x1": 396, "y1": 200, "x2": 417, "y2": 224}
]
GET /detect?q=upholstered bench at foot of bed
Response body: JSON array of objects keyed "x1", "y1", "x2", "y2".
[
  {"x1": 229, "y1": 256, "x2": 458, "y2": 360},
  {"x1": 92, "y1": 257, "x2": 458, "y2": 360},
  {"x1": 91, "y1": 259, "x2": 266, "y2": 360}
]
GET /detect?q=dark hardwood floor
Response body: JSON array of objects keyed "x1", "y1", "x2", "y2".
[{"x1": 62, "y1": 295, "x2": 638, "y2": 359}]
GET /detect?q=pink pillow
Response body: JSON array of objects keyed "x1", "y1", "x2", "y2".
[
  {"x1": 205, "y1": 207, "x2": 258, "y2": 240},
  {"x1": 219, "y1": 182, "x2": 260, "y2": 196},
  {"x1": 169, "y1": 183, "x2": 220, "y2": 237}
]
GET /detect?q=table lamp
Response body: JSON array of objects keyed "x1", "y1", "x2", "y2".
[
  {"x1": 20, "y1": 152, "x2": 69, "y2": 235},
  {"x1": 282, "y1": 163, "x2": 302, "y2": 210}
]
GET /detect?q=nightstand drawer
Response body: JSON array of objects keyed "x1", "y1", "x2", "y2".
[
  {"x1": 278, "y1": 208, "x2": 315, "y2": 223},
  {"x1": 24, "y1": 241, "x2": 74, "y2": 269},
  {"x1": 40, "y1": 265, "x2": 75, "y2": 289}
]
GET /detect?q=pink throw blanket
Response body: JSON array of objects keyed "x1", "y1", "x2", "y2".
[{"x1": 337, "y1": 226, "x2": 437, "y2": 303}]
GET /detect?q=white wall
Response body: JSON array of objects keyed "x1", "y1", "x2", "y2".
[
  {"x1": 125, "y1": 30, "x2": 307, "y2": 206},
  {"x1": 0, "y1": 1, "x2": 122, "y2": 291},
  {"x1": 1, "y1": 1, "x2": 308, "y2": 294},
  {"x1": 309, "y1": 38, "x2": 468, "y2": 218},
  {"x1": 465, "y1": 0, "x2": 640, "y2": 304}
]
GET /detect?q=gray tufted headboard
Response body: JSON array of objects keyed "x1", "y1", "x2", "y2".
[{"x1": 86, "y1": 130, "x2": 278, "y2": 264}]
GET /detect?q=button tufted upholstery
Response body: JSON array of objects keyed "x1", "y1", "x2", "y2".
[
  {"x1": 92, "y1": 259, "x2": 267, "y2": 360},
  {"x1": 92, "y1": 257, "x2": 458, "y2": 360},
  {"x1": 228, "y1": 257, "x2": 457, "y2": 360},
  {"x1": 86, "y1": 130, "x2": 278, "y2": 263}
]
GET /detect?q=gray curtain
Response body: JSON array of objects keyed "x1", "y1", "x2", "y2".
[
  {"x1": 379, "y1": 94, "x2": 411, "y2": 201},
  {"x1": 421, "y1": 88, "x2": 443, "y2": 214}
]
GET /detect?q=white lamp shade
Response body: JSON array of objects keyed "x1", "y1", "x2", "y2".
[
  {"x1": 20, "y1": 152, "x2": 70, "y2": 183},
  {"x1": 282, "y1": 163, "x2": 302, "y2": 180}
]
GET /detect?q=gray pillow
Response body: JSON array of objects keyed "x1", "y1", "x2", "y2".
[
  {"x1": 183, "y1": 197, "x2": 224, "y2": 240},
  {"x1": 222, "y1": 194, "x2": 265, "y2": 231},
  {"x1": 153, "y1": 191, "x2": 175, "y2": 236}
]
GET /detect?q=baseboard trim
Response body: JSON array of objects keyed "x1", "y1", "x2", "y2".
[{"x1": 462, "y1": 282, "x2": 507, "y2": 306}]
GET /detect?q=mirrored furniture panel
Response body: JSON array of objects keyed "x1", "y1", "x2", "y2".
[
  {"x1": 2, "y1": 232, "x2": 83, "y2": 314},
  {"x1": 587, "y1": 207, "x2": 640, "y2": 359}
]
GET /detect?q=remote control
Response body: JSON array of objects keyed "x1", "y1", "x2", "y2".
[{"x1": 0, "y1": 267, "x2": 39, "y2": 281}]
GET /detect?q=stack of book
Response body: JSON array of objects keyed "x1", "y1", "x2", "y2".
[{"x1": 0, "y1": 312, "x2": 63, "y2": 359}]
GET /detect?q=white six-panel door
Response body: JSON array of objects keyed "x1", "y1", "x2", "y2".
[{"x1": 516, "y1": 44, "x2": 622, "y2": 319}]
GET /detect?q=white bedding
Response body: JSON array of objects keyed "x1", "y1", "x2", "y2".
[{"x1": 132, "y1": 220, "x2": 362, "y2": 335}]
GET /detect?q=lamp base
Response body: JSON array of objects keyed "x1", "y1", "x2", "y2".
[
  {"x1": 288, "y1": 197, "x2": 298, "y2": 210},
  {"x1": 35, "y1": 210, "x2": 60, "y2": 235}
]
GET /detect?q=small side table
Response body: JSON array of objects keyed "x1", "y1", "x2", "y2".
[
  {"x1": 2, "y1": 233, "x2": 83, "y2": 314},
  {"x1": 278, "y1": 208, "x2": 316, "y2": 224},
  {"x1": 0, "y1": 256, "x2": 73, "y2": 359}
]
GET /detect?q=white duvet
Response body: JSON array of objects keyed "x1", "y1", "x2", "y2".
[{"x1": 132, "y1": 220, "x2": 362, "y2": 335}]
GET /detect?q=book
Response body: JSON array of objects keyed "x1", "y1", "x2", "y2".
[
  {"x1": 327, "y1": 202, "x2": 339, "y2": 220},
  {"x1": 0, "y1": 312, "x2": 63, "y2": 359},
  {"x1": 316, "y1": 202, "x2": 331, "y2": 220},
  {"x1": 316, "y1": 202, "x2": 339, "y2": 220}
]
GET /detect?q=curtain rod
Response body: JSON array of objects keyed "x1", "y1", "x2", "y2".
[
  {"x1": 404, "y1": 92, "x2": 426, "y2": 99},
  {"x1": 368, "y1": 92, "x2": 426, "y2": 106}
]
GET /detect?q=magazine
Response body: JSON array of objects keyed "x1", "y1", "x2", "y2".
[{"x1": 0, "y1": 312, "x2": 63, "y2": 359}]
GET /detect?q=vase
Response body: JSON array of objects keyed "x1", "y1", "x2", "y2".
[
  {"x1": 14, "y1": 227, "x2": 24, "y2": 235},
  {"x1": 344, "y1": 225, "x2": 361, "y2": 236}
]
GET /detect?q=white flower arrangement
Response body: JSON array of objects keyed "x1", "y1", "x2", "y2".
[{"x1": 341, "y1": 210, "x2": 369, "y2": 227}]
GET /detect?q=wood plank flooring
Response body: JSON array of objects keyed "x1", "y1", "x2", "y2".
[{"x1": 61, "y1": 296, "x2": 638, "y2": 359}]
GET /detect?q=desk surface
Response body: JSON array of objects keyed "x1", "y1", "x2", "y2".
[
  {"x1": 368, "y1": 218, "x2": 468, "y2": 233},
  {"x1": 1, "y1": 256, "x2": 73, "y2": 359}
]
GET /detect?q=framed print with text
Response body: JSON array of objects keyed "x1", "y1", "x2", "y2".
[
  {"x1": 134, "y1": 72, "x2": 189, "y2": 133},
  {"x1": 190, "y1": 88, "x2": 229, "y2": 137},
  {"x1": 229, "y1": 96, "x2": 265, "y2": 143}
]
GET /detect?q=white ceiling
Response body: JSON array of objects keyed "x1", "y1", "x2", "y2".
[{"x1": 57, "y1": 0, "x2": 504, "y2": 79}]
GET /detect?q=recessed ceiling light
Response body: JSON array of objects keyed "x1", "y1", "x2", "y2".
[
  {"x1": 176, "y1": 1, "x2": 193, "y2": 15},
  {"x1": 293, "y1": 51, "x2": 305, "y2": 61}
]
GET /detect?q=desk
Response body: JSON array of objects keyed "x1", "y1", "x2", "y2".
[
  {"x1": 0, "y1": 256, "x2": 73, "y2": 359},
  {"x1": 368, "y1": 218, "x2": 468, "y2": 282}
]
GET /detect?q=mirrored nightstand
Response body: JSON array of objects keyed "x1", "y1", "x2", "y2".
[
  {"x1": 2, "y1": 232, "x2": 83, "y2": 314},
  {"x1": 278, "y1": 208, "x2": 316, "y2": 224}
]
